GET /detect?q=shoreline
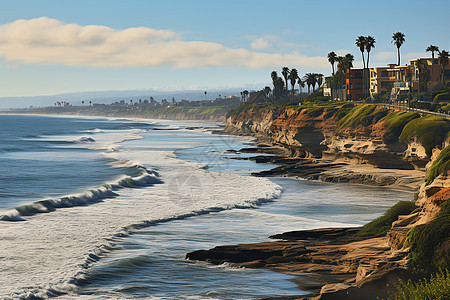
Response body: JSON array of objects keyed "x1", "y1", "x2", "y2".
[
  {"x1": 1, "y1": 112, "x2": 428, "y2": 299},
  {"x1": 220, "y1": 134, "x2": 425, "y2": 192},
  {"x1": 186, "y1": 135, "x2": 426, "y2": 299}
]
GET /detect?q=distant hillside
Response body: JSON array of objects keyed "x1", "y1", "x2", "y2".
[{"x1": 0, "y1": 87, "x2": 256, "y2": 109}]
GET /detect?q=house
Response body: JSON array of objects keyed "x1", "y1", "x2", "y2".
[
  {"x1": 369, "y1": 64, "x2": 415, "y2": 96},
  {"x1": 346, "y1": 68, "x2": 364, "y2": 100},
  {"x1": 410, "y1": 57, "x2": 450, "y2": 90}
]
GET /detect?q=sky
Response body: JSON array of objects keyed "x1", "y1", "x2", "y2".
[{"x1": 0, "y1": 0, "x2": 449, "y2": 98}]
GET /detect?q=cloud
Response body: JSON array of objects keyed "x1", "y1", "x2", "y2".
[
  {"x1": 251, "y1": 37, "x2": 271, "y2": 50},
  {"x1": 0, "y1": 17, "x2": 329, "y2": 70},
  {"x1": 250, "y1": 35, "x2": 277, "y2": 50}
]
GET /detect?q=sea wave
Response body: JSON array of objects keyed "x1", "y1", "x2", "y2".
[
  {"x1": 9, "y1": 185, "x2": 281, "y2": 300},
  {"x1": 0, "y1": 162, "x2": 162, "y2": 222}
]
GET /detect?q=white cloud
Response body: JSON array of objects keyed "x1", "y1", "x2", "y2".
[
  {"x1": 0, "y1": 17, "x2": 329, "y2": 70},
  {"x1": 250, "y1": 35, "x2": 277, "y2": 50},
  {"x1": 251, "y1": 37, "x2": 271, "y2": 50}
]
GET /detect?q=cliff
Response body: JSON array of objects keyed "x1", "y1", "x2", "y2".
[
  {"x1": 186, "y1": 100, "x2": 450, "y2": 299},
  {"x1": 224, "y1": 101, "x2": 449, "y2": 190},
  {"x1": 186, "y1": 146, "x2": 449, "y2": 299}
]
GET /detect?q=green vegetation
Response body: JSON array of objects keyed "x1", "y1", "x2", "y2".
[
  {"x1": 434, "y1": 92, "x2": 450, "y2": 102},
  {"x1": 338, "y1": 104, "x2": 388, "y2": 129},
  {"x1": 358, "y1": 201, "x2": 417, "y2": 237},
  {"x1": 381, "y1": 111, "x2": 420, "y2": 144},
  {"x1": 387, "y1": 269, "x2": 450, "y2": 300},
  {"x1": 405, "y1": 200, "x2": 450, "y2": 274},
  {"x1": 425, "y1": 145, "x2": 450, "y2": 185},
  {"x1": 399, "y1": 116, "x2": 450, "y2": 156}
]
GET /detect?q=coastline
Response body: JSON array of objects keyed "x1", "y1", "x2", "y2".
[
  {"x1": 185, "y1": 138, "x2": 424, "y2": 299},
  {"x1": 5, "y1": 111, "x2": 445, "y2": 299},
  {"x1": 225, "y1": 140, "x2": 424, "y2": 192}
]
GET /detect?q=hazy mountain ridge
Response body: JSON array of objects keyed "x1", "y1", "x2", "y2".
[{"x1": 0, "y1": 87, "x2": 256, "y2": 109}]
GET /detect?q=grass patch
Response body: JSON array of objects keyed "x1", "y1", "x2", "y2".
[
  {"x1": 425, "y1": 145, "x2": 450, "y2": 185},
  {"x1": 338, "y1": 104, "x2": 388, "y2": 129},
  {"x1": 405, "y1": 200, "x2": 450, "y2": 274},
  {"x1": 387, "y1": 269, "x2": 450, "y2": 300},
  {"x1": 358, "y1": 201, "x2": 417, "y2": 237},
  {"x1": 381, "y1": 111, "x2": 421, "y2": 144},
  {"x1": 399, "y1": 116, "x2": 450, "y2": 157}
]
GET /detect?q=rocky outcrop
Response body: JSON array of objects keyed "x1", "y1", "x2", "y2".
[
  {"x1": 188, "y1": 106, "x2": 449, "y2": 299},
  {"x1": 187, "y1": 142, "x2": 449, "y2": 299},
  {"x1": 225, "y1": 104, "x2": 433, "y2": 190},
  {"x1": 226, "y1": 105, "x2": 427, "y2": 165},
  {"x1": 186, "y1": 227, "x2": 413, "y2": 299}
]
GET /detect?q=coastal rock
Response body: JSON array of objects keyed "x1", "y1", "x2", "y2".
[{"x1": 225, "y1": 105, "x2": 427, "y2": 190}]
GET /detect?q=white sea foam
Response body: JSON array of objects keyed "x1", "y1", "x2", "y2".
[{"x1": 0, "y1": 121, "x2": 282, "y2": 299}]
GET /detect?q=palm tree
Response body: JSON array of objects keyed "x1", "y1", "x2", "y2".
[
  {"x1": 303, "y1": 73, "x2": 316, "y2": 94},
  {"x1": 243, "y1": 90, "x2": 249, "y2": 101},
  {"x1": 426, "y1": 45, "x2": 439, "y2": 59},
  {"x1": 204, "y1": 91, "x2": 207, "y2": 100},
  {"x1": 328, "y1": 51, "x2": 338, "y2": 99},
  {"x1": 298, "y1": 78, "x2": 305, "y2": 97},
  {"x1": 438, "y1": 50, "x2": 449, "y2": 84},
  {"x1": 355, "y1": 36, "x2": 366, "y2": 68},
  {"x1": 89, "y1": 101, "x2": 92, "y2": 106},
  {"x1": 356, "y1": 36, "x2": 366, "y2": 100},
  {"x1": 282, "y1": 67, "x2": 290, "y2": 90},
  {"x1": 288, "y1": 69, "x2": 299, "y2": 99},
  {"x1": 426, "y1": 45, "x2": 439, "y2": 81},
  {"x1": 271, "y1": 71, "x2": 278, "y2": 97},
  {"x1": 81, "y1": 100, "x2": 84, "y2": 106},
  {"x1": 316, "y1": 73, "x2": 324, "y2": 89},
  {"x1": 364, "y1": 36, "x2": 375, "y2": 99},
  {"x1": 392, "y1": 32, "x2": 406, "y2": 66},
  {"x1": 365, "y1": 36, "x2": 375, "y2": 69},
  {"x1": 264, "y1": 86, "x2": 271, "y2": 99},
  {"x1": 327, "y1": 52, "x2": 337, "y2": 75}
]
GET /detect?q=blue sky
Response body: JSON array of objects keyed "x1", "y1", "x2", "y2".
[{"x1": 0, "y1": 0, "x2": 449, "y2": 97}]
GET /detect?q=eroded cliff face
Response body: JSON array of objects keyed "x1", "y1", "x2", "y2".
[
  {"x1": 388, "y1": 143, "x2": 450, "y2": 249},
  {"x1": 225, "y1": 105, "x2": 428, "y2": 169}
]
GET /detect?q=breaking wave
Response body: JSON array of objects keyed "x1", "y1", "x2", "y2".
[
  {"x1": 10, "y1": 185, "x2": 281, "y2": 300},
  {"x1": 0, "y1": 162, "x2": 162, "y2": 222}
]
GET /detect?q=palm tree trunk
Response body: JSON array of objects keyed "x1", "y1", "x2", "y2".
[
  {"x1": 397, "y1": 47, "x2": 401, "y2": 66},
  {"x1": 361, "y1": 51, "x2": 366, "y2": 99}
]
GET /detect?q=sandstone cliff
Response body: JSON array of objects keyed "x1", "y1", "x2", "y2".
[
  {"x1": 190, "y1": 101, "x2": 450, "y2": 299},
  {"x1": 225, "y1": 101, "x2": 449, "y2": 190}
]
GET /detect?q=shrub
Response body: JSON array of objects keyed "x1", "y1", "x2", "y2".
[
  {"x1": 358, "y1": 201, "x2": 417, "y2": 237},
  {"x1": 387, "y1": 269, "x2": 450, "y2": 300},
  {"x1": 406, "y1": 200, "x2": 450, "y2": 274},
  {"x1": 399, "y1": 116, "x2": 450, "y2": 157},
  {"x1": 424, "y1": 145, "x2": 450, "y2": 185},
  {"x1": 381, "y1": 111, "x2": 421, "y2": 144},
  {"x1": 434, "y1": 92, "x2": 450, "y2": 103},
  {"x1": 338, "y1": 104, "x2": 380, "y2": 129}
]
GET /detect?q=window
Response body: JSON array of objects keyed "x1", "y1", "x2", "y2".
[
  {"x1": 381, "y1": 71, "x2": 388, "y2": 77},
  {"x1": 353, "y1": 72, "x2": 362, "y2": 78},
  {"x1": 354, "y1": 82, "x2": 362, "y2": 89}
]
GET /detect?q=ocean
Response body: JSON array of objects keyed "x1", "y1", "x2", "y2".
[{"x1": 0, "y1": 114, "x2": 413, "y2": 299}]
